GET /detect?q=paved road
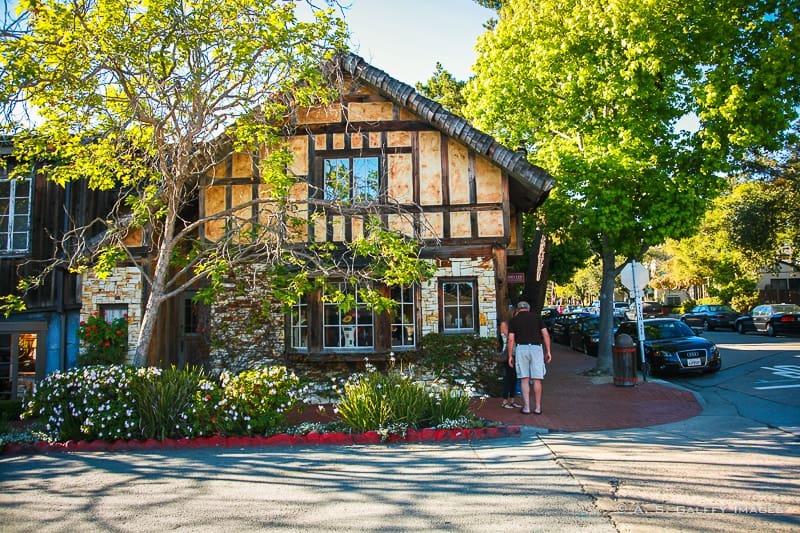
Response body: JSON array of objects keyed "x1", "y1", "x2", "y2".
[
  {"x1": 670, "y1": 330, "x2": 800, "y2": 434},
  {"x1": 2, "y1": 334, "x2": 799, "y2": 532}
]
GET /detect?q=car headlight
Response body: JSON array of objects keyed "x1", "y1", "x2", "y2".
[{"x1": 653, "y1": 350, "x2": 679, "y2": 362}]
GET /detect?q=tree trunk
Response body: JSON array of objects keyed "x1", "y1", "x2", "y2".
[
  {"x1": 595, "y1": 240, "x2": 627, "y2": 374},
  {"x1": 132, "y1": 205, "x2": 178, "y2": 367},
  {"x1": 523, "y1": 228, "x2": 550, "y2": 313}
]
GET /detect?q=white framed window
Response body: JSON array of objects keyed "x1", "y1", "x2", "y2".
[
  {"x1": 323, "y1": 282, "x2": 373, "y2": 348},
  {"x1": 391, "y1": 285, "x2": 416, "y2": 348},
  {"x1": 290, "y1": 296, "x2": 309, "y2": 349},
  {"x1": 0, "y1": 169, "x2": 32, "y2": 254},
  {"x1": 440, "y1": 278, "x2": 477, "y2": 333},
  {"x1": 323, "y1": 156, "x2": 379, "y2": 202},
  {"x1": 100, "y1": 304, "x2": 128, "y2": 323}
]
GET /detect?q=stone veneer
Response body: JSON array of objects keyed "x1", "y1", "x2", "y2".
[
  {"x1": 418, "y1": 257, "x2": 499, "y2": 340},
  {"x1": 80, "y1": 267, "x2": 143, "y2": 363},
  {"x1": 206, "y1": 258, "x2": 501, "y2": 372},
  {"x1": 207, "y1": 271, "x2": 285, "y2": 374}
]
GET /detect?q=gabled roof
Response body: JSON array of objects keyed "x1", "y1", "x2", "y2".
[{"x1": 336, "y1": 53, "x2": 554, "y2": 211}]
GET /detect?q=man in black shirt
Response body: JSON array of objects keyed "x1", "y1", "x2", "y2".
[{"x1": 507, "y1": 300, "x2": 552, "y2": 415}]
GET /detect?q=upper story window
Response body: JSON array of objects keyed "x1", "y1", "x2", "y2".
[
  {"x1": 324, "y1": 156, "x2": 379, "y2": 203},
  {"x1": 440, "y1": 278, "x2": 478, "y2": 333},
  {"x1": 0, "y1": 169, "x2": 32, "y2": 255}
]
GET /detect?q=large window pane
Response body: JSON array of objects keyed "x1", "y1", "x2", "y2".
[
  {"x1": 0, "y1": 175, "x2": 31, "y2": 253},
  {"x1": 353, "y1": 157, "x2": 379, "y2": 201},
  {"x1": 290, "y1": 297, "x2": 308, "y2": 349},
  {"x1": 441, "y1": 280, "x2": 476, "y2": 332},
  {"x1": 323, "y1": 282, "x2": 373, "y2": 348},
  {"x1": 323, "y1": 156, "x2": 379, "y2": 203},
  {"x1": 324, "y1": 158, "x2": 349, "y2": 201},
  {"x1": 391, "y1": 286, "x2": 416, "y2": 348}
]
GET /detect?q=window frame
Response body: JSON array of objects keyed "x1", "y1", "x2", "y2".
[
  {"x1": 391, "y1": 285, "x2": 416, "y2": 349},
  {"x1": 321, "y1": 154, "x2": 381, "y2": 203},
  {"x1": 0, "y1": 167, "x2": 32, "y2": 255},
  {"x1": 323, "y1": 281, "x2": 374, "y2": 350},
  {"x1": 439, "y1": 277, "x2": 479, "y2": 334},
  {"x1": 289, "y1": 296, "x2": 309, "y2": 350}
]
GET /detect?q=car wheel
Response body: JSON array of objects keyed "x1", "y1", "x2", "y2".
[
  {"x1": 767, "y1": 323, "x2": 776, "y2": 337},
  {"x1": 582, "y1": 341, "x2": 592, "y2": 355},
  {"x1": 702, "y1": 320, "x2": 712, "y2": 331},
  {"x1": 737, "y1": 322, "x2": 746, "y2": 334}
]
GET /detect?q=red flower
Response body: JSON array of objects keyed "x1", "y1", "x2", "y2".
[{"x1": 104, "y1": 341, "x2": 111, "y2": 347}]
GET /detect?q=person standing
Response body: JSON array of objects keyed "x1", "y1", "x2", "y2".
[
  {"x1": 498, "y1": 320, "x2": 520, "y2": 409},
  {"x1": 507, "y1": 300, "x2": 552, "y2": 415}
]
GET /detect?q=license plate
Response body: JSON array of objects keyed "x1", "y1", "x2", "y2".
[{"x1": 687, "y1": 358, "x2": 702, "y2": 367}]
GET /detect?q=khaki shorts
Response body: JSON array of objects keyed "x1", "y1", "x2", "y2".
[{"x1": 515, "y1": 344, "x2": 546, "y2": 379}]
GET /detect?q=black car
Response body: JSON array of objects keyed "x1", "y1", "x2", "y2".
[
  {"x1": 680, "y1": 304, "x2": 742, "y2": 331},
  {"x1": 735, "y1": 303, "x2": 800, "y2": 337},
  {"x1": 550, "y1": 312, "x2": 592, "y2": 344},
  {"x1": 616, "y1": 318, "x2": 721, "y2": 375},
  {"x1": 540, "y1": 307, "x2": 560, "y2": 330},
  {"x1": 567, "y1": 315, "x2": 621, "y2": 356}
]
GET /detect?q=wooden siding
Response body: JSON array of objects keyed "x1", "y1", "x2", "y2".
[{"x1": 0, "y1": 164, "x2": 117, "y2": 312}]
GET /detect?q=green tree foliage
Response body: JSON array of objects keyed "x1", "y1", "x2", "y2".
[
  {"x1": 0, "y1": 1, "x2": 435, "y2": 365},
  {"x1": 464, "y1": 0, "x2": 800, "y2": 372},
  {"x1": 728, "y1": 144, "x2": 800, "y2": 264},
  {"x1": 415, "y1": 62, "x2": 468, "y2": 116}
]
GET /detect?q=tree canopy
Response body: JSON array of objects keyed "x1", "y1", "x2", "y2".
[
  {"x1": 0, "y1": 0, "x2": 435, "y2": 366},
  {"x1": 464, "y1": 0, "x2": 800, "y2": 372}
]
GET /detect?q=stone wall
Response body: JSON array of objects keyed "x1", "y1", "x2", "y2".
[
  {"x1": 207, "y1": 277, "x2": 285, "y2": 374},
  {"x1": 80, "y1": 267, "x2": 143, "y2": 363},
  {"x1": 206, "y1": 258, "x2": 500, "y2": 373},
  {"x1": 419, "y1": 257, "x2": 499, "y2": 340}
]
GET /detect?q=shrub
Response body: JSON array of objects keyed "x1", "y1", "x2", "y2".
[
  {"x1": 334, "y1": 360, "x2": 476, "y2": 435},
  {"x1": 128, "y1": 365, "x2": 211, "y2": 440},
  {"x1": 422, "y1": 381, "x2": 474, "y2": 426},
  {"x1": 24, "y1": 365, "x2": 137, "y2": 441},
  {"x1": 335, "y1": 365, "x2": 427, "y2": 433},
  {"x1": 417, "y1": 333, "x2": 501, "y2": 397},
  {"x1": 218, "y1": 366, "x2": 306, "y2": 436},
  {"x1": 0, "y1": 399, "x2": 23, "y2": 421},
  {"x1": 77, "y1": 312, "x2": 129, "y2": 366}
]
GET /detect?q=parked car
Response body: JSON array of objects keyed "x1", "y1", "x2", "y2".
[
  {"x1": 540, "y1": 307, "x2": 561, "y2": 330},
  {"x1": 616, "y1": 318, "x2": 721, "y2": 375},
  {"x1": 550, "y1": 312, "x2": 592, "y2": 344},
  {"x1": 734, "y1": 303, "x2": 800, "y2": 337},
  {"x1": 613, "y1": 301, "x2": 630, "y2": 318},
  {"x1": 625, "y1": 301, "x2": 664, "y2": 320},
  {"x1": 567, "y1": 315, "x2": 621, "y2": 356},
  {"x1": 680, "y1": 304, "x2": 742, "y2": 331}
]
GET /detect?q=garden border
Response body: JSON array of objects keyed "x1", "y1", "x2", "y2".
[{"x1": 1, "y1": 425, "x2": 521, "y2": 455}]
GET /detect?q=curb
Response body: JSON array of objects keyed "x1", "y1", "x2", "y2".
[{"x1": 1, "y1": 425, "x2": 522, "y2": 456}]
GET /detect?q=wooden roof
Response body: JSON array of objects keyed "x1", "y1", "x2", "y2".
[{"x1": 336, "y1": 52, "x2": 554, "y2": 211}]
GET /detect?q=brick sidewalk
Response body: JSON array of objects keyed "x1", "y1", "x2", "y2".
[{"x1": 471, "y1": 343, "x2": 702, "y2": 431}]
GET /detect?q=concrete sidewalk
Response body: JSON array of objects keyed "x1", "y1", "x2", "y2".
[{"x1": 472, "y1": 343, "x2": 702, "y2": 431}]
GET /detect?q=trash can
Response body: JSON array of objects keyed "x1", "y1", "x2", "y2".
[{"x1": 613, "y1": 333, "x2": 638, "y2": 387}]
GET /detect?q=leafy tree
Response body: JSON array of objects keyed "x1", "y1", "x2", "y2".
[
  {"x1": 728, "y1": 142, "x2": 800, "y2": 264},
  {"x1": 0, "y1": 0, "x2": 435, "y2": 366},
  {"x1": 415, "y1": 62, "x2": 467, "y2": 116},
  {"x1": 464, "y1": 0, "x2": 800, "y2": 372}
]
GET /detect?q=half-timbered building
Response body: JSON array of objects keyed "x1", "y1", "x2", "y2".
[{"x1": 6, "y1": 53, "x2": 553, "y2": 381}]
